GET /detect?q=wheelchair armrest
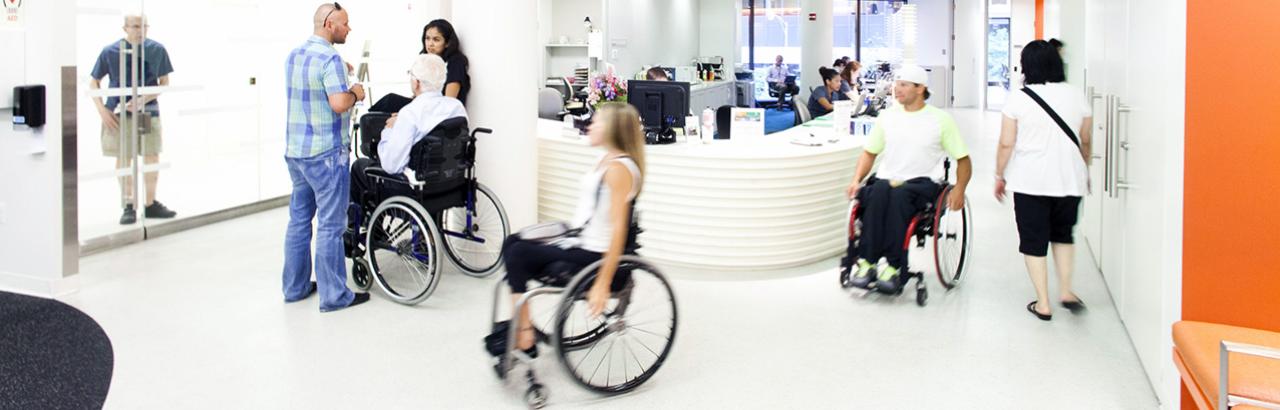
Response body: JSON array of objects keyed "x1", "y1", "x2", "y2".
[{"x1": 472, "y1": 127, "x2": 493, "y2": 137}]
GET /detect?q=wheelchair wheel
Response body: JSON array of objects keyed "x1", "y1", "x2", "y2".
[
  {"x1": 442, "y1": 183, "x2": 510, "y2": 277},
  {"x1": 351, "y1": 257, "x2": 372, "y2": 291},
  {"x1": 553, "y1": 256, "x2": 678, "y2": 394},
  {"x1": 933, "y1": 186, "x2": 973, "y2": 289},
  {"x1": 367, "y1": 196, "x2": 442, "y2": 305}
]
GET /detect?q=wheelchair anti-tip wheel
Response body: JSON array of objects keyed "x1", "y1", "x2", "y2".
[
  {"x1": 441, "y1": 183, "x2": 510, "y2": 277},
  {"x1": 553, "y1": 256, "x2": 678, "y2": 394},
  {"x1": 367, "y1": 196, "x2": 442, "y2": 305},
  {"x1": 351, "y1": 257, "x2": 372, "y2": 291},
  {"x1": 932, "y1": 186, "x2": 973, "y2": 290}
]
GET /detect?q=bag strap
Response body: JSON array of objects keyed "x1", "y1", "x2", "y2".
[{"x1": 1021, "y1": 87, "x2": 1081, "y2": 150}]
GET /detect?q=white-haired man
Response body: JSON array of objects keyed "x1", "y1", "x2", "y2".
[{"x1": 349, "y1": 53, "x2": 468, "y2": 203}]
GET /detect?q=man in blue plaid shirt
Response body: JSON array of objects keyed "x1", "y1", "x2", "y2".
[{"x1": 282, "y1": 3, "x2": 368, "y2": 312}]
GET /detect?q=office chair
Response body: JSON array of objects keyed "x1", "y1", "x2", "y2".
[
  {"x1": 793, "y1": 97, "x2": 812, "y2": 125},
  {"x1": 538, "y1": 88, "x2": 566, "y2": 120}
]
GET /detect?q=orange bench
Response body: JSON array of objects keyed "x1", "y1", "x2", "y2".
[{"x1": 1173, "y1": 321, "x2": 1280, "y2": 409}]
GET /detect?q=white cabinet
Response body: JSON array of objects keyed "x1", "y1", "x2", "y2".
[
  {"x1": 689, "y1": 81, "x2": 737, "y2": 113},
  {"x1": 1081, "y1": 0, "x2": 1185, "y2": 405}
]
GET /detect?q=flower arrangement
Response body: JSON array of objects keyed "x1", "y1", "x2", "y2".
[{"x1": 585, "y1": 67, "x2": 627, "y2": 110}]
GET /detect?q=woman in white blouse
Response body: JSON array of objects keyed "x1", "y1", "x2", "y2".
[{"x1": 994, "y1": 39, "x2": 1093, "y2": 321}]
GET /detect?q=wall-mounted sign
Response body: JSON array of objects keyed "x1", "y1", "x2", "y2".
[{"x1": 3, "y1": 0, "x2": 23, "y2": 27}]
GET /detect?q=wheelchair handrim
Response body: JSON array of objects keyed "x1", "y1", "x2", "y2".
[
  {"x1": 933, "y1": 189, "x2": 970, "y2": 289},
  {"x1": 367, "y1": 198, "x2": 442, "y2": 305},
  {"x1": 553, "y1": 257, "x2": 678, "y2": 394},
  {"x1": 442, "y1": 183, "x2": 509, "y2": 277}
]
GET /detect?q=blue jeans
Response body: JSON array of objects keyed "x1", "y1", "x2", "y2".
[{"x1": 283, "y1": 148, "x2": 354, "y2": 311}]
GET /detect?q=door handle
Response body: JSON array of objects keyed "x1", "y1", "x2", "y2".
[
  {"x1": 1116, "y1": 181, "x2": 1135, "y2": 190},
  {"x1": 1120, "y1": 141, "x2": 1130, "y2": 150},
  {"x1": 1117, "y1": 103, "x2": 1132, "y2": 113}
]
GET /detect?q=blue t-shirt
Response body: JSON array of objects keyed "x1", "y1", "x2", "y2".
[
  {"x1": 807, "y1": 85, "x2": 848, "y2": 118},
  {"x1": 90, "y1": 38, "x2": 175, "y2": 114}
]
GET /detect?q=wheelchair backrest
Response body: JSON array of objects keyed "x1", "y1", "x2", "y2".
[
  {"x1": 408, "y1": 117, "x2": 471, "y2": 195},
  {"x1": 358, "y1": 112, "x2": 393, "y2": 160}
]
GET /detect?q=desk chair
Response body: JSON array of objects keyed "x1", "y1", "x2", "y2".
[{"x1": 538, "y1": 88, "x2": 566, "y2": 120}]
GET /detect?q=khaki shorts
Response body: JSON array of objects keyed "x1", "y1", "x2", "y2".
[{"x1": 101, "y1": 113, "x2": 163, "y2": 157}]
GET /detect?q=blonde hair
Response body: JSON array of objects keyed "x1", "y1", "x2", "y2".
[{"x1": 595, "y1": 103, "x2": 646, "y2": 193}]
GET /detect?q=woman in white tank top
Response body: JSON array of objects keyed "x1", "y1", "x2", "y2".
[{"x1": 500, "y1": 103, "x2": 646, "y2": 354}]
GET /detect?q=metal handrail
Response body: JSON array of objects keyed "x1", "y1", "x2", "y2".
[{"x1": 1219, "y1": 340, "x2": 1280, "y2": 410}]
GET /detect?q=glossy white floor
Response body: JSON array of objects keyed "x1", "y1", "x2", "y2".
[{"x1": 59, "y1": 109, "x2": 1160, "y2": 409}]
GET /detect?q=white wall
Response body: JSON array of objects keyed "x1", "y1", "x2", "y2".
[
  {"x1": 604, "y1": 0, "x2": 701, "y2": 78},
  {"x1": 953, "y1": 0, "x2": 985, "y2": 107},
  {"x1": 1044, "y1": 0, "x2": 1086, "y2": 87},
  {"x1": 0, "y1": 0, "x2": 77, "y2": 296},
  {"x1": 699, "y1": 0, "x2": 739, "y2": 70},
  {"x1": 915, "y1": 0, "x2": 954, "y2": 68},
  {"x1": 452, "y1": 0, "x2": 539, "y2": 229},
  {"x1": 1009, "y1": 0, "x2": 1035, "y2": 88}
]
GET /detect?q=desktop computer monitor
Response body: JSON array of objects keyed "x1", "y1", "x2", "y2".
[{"x1": 627, "y1": 80, "x2": 690, "y2": 133}]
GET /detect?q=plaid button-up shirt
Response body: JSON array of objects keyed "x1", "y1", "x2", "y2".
[{"x1": 284, "y1": 35, "x2": 351, "y2": 158}]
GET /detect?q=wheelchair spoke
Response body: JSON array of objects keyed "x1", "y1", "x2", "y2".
[
  {"x1": 625, "y1": 333, "x2": 654, "y2": 374},
  {"x1": 587, "y1": 335, "x2": 618, "y2": 386},
  {"x1": 627, "y1": 325, "x2": 673, "y2": 341}
]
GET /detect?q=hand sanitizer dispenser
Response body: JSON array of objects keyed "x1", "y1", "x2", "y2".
[{"x1": 13, "y1": 85, "x2": 46, "y2": 128}]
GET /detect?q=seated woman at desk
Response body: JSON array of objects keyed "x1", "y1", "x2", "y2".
[
  {"x1": 370, "y1": 19, "x2": 471, "y2": 112},
  {"x1": 808, "y1": 67, "x2": 850, "y2": 118},
  {"x1": 840, "y1": 60, "x2": 862, "y2": 96}
]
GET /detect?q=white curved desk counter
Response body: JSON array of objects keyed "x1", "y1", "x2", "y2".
[{"x1": 536, "y1": 118, "x2": 867, "y2": 274}]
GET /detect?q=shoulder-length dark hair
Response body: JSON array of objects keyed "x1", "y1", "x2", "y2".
[
  {"x1": 1021, "y1": 39, "x2": 1066, "y2": 85},
  {"x1": 420, "y1": 19, "x2": 464, "y2": 61}
]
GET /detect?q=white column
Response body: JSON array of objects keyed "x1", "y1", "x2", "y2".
[
  {"x1": 799, "y1": 0, "x2": 833, "y2": 95},
  {"x1": 450, "y1": 0, "x2": 540, "y2": 229},
  {"x1": 0, "y1": 0, "x2": 78, "y2": 296}
]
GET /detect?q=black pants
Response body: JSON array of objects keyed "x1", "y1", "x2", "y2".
[
  {"x1": 856, "y1": 178, "x2": 941, "y2": 269},
  {"x1": 502, "y1": 235, "x2": 602, "y2": 293},
  {"x1": 369, "y1": 93, "x2": 413, "y2": 113},
  {"x1": 1013, "y1": 193, "x2": 1081, "y2": 257}
]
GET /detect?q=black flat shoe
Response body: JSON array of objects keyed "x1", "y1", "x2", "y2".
[
  {"x1": 1062, "y1": 296, "x2": 1086, "y2": 314},
  {"x1": 1027, "y1": 301, "x2": 1052, "y2": 321}
]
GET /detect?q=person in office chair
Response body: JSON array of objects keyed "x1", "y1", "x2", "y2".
[
  {"x1": 842, "y1": 65, "x2": 973, "y2": 293},
  {"x1": 349, "y1": 53, "x2": 467, "y2": 209}
]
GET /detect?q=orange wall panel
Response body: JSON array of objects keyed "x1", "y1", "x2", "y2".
[{"x1": 1184, "y1": 0, "x2": 1280, "y2": 407}]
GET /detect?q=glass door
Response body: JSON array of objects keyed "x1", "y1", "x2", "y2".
[
  {"x1": 985, "y1": 12, "x2": 1011, "y2": 110},
  {"x1": 77, "y1": 0, "x2": 150, "y2": 247}
]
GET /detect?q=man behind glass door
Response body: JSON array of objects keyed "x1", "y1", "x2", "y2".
[
  {"x1": 89, "y1": 15, "x2": 177, "y2": 225},
  {"x1": 281, "y1": 3, "x2": 368, "y2": 312}
]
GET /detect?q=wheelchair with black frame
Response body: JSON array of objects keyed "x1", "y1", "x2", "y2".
[
  {"x1": 343, "y1": 112, "x2": 510, "y2": 306},
  {"x1": 485, "y1": 217, "x2": 678, "y2": 409},
  {"x1": 839, "y1": 159, "x2": 974, "y2": 306}
]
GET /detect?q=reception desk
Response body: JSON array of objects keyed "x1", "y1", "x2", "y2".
[{"x1": 536, "y1": 118, "x2": 868, "y2": 275}]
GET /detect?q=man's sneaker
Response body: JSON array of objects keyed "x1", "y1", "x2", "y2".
[
  {"x1": 119, "y1": 205, "x2": 137, "y2": 225},
  {"x1": 144, "y1": 201, "x2": 177, "y2": 219},
  {"x1": 849, "y1": 259, "x2": 877, "y2": 289},
  {"x1": 875, "y1": 265, "x2": 902, "y2": 294}
]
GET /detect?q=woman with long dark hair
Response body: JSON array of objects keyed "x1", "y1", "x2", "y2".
[
  {"x1": 420, "y1": 19, "x2": 470, "y2": 105},
  {"x1": 369, "y1": 19, "x2": 471, "y2": 113}
]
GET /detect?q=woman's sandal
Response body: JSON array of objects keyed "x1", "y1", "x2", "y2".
[
  {"x1": 1061, "y1": 295, "x2": 1086, "y2": 314},
  {"x1": 1027, "y1": 301, "x2": 1052, "y2": 321}
]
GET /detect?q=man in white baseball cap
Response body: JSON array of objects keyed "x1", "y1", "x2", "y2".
[{"x1": 839, "y1": 64, "x2": 973, "y2": 293}]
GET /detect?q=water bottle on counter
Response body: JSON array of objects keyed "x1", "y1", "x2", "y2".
[{"x1": 700, "y1": 106, "x2": 715, "y2": 144}]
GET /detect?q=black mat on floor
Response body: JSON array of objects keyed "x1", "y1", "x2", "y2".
[{"x1": 0, "y1": 291, "x2": 113, "y2": 410}]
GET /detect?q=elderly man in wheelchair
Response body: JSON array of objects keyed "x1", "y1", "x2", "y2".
[
  {"x1": 343, "y1": 53, "x2": 509, "y2": 305},
  {"x1": 841, "y1": 65, "x2": 973, "y2": 296}
]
